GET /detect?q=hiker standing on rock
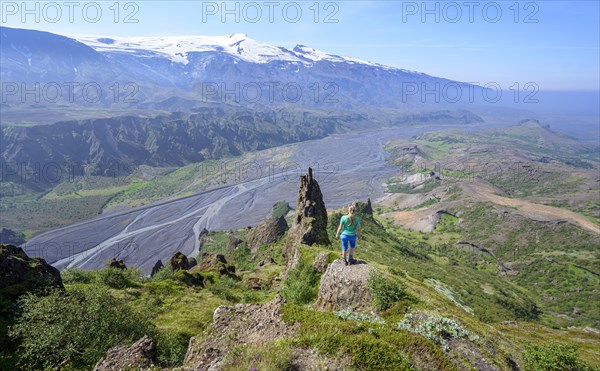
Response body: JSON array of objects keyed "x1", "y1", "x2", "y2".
[{"x1": 335, "y1": 204, "x2": 361, "y2": 266}]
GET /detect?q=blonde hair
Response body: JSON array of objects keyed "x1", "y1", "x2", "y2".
[{"x1": 348, "y1": 204, "x2": 356, "y2": 226}]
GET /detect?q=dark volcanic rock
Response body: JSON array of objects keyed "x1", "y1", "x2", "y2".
[
  {"x1": 0, "y1": 244, "x2": 63, "y2": 298},
  {"x1": 150, "y1": 260, "x2": 164, "y2": 277},
  {"x1": 175, "y1": 270, "x2": 205, "y2": 287},
  {"x1": 169, "y1": 252, "x2": 189, "y2": 271},
  {"x1": 246, "y1": 216, "x2": 289, "y2": 254},
  {"x1": 283, "y1": 168, "x2": 329, "y2": 269},
  {"x1": 109, "y1": 259, "x2": 127, "y2": 270},
  {"x1": 198, "y1": 228, "x2": 210, "y2": 248},
  {"x1": 362, "y1": 198, "x2": 373, "y2": 214},
  {"x1": 94, "y1": 335, "x2": 157, "y2": 371}
]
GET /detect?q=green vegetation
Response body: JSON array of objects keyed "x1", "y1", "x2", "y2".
[
  {"x1": 220, "y1": 341, "x2": 295, "y2": 371},
  {"x1": 272, "y1": 200, "x2": 292, "y2": 218},
  {"x1": 9, "y1": 285, "x2": 153, "y2": 370},
  {"x1": 387, "y1": 178, "x2": 441, "y2": 194},
  {"x1": 522, "y1": 341, "x2": 594, "y2": 371},
  {"x1": 282, "y1": 304, "x2": 452, "y2": 371},
  {"x1": 281, "y1": 259, "x2": 321, "y2": 305},
  {"x1": 368, "y1": 270, "x2": 409, "y2": 311}
]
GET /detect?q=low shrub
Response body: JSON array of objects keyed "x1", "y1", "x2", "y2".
[
  {"x1": 96, "y1": 266, "x2": 145, "y2": 289},
  {"x1": 280, "y1": 259, "x2": 320, "y2": 305},
  {"x1": 9, "y1": 285, "x2": 154, "y2": 370},
  {"x1": 208, "y1": 276, "x2": 242, "y2": 302},
  {"x1": 61, "y1": 267, "x2": 96, "y2": 284},
  {"x1": 522, "y1": 341, "x2": 593, "y2": 371},
  {"x1": 151, "y1": 265, "x2": 176, "y2": 281},
  {"x1": 155, "y1": 330, "x2": 190, "y2": 367},
  {"x1": 368, "y1": 270, "x2": 408, "y2": 311}
]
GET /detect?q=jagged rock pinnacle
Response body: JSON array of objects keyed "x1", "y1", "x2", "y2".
[{"x1": 283, "y1": 167, "x2": 329, "y2": 270}]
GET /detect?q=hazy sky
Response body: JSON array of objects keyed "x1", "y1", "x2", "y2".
[{"x1": 1, "y1": 1, "x2": 598, "y2": 91}]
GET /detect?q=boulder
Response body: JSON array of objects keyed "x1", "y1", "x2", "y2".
[
  {"x1": 313, "y1": 258, "x2": 374, "y2": 312},
  {"x1": 227, "y1": 235, "x2": 243, "y2": 251},
  {"x1": 175, "y1": 270, "x2": 205, "y2": 287},
  {"x1": 188, "y1": 257, "x2": 198, "y2": 269},
  {"x1": 169, "y1": 252, "x2": 189, "y2": 271},
  {"x1": 0, "y1": 244, "x2": 63, "y2": 298},
  {"x1": 246, "y1": 216, "x2": 288, "y2": 254},
  {"x1": 198, "y1": 252, "x2": 227, "y2": 270},
  {"x1": 197, "y1": 253, "x2": 235, "y2": 275},
  {"x1": 94, "y1": 335, "x2": 157, "y2": 371},
  {"x1": 150, "y1": 260, "x2": 163, "y2": 277},
  {"x1": 313, "y1": 252, "x2": 331, "y2": 273},
  {"x1": 109, "y1": 259, "x2": 127, "y2": 270},
  {"x1": 284, "y1": 167, "x2": 329, "y2": 270},
  {"x1": 183, "y1": 295, "x2": 298, "y2": 370}
]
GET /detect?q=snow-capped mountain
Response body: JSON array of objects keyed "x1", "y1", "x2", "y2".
[
  {"x1": 73, "y1": 32, "x2": 403, "y2": 71},
  {"x1": 1, "y1": 26, "x2": 485, "y2": 114}
]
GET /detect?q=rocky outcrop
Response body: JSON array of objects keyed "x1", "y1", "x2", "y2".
[
  {"x1": 246, "y1": 216, "x2": 288, "y2": 254},
  {"x1": 109, "y1": 259, "x2": 127, "y2": 270},
  {"x1": 94, "y1": 335, "x2": 157, "y2": 371},
  {"x1": 0, "y1": 244, "x2": 63, "y2": 298},
  {"x1": 283, "y1": 168, "x2": 329, "y2": 269},
  {"x1": 314, "y1": 258, "x2": 374, "y2": 312},
  {"x1": 355, "y1": 198, "x2": 373, "y2": 215},
  {"x1": 198, "y1": 228, "x2": 210, "y2": 245},
  {"x1": 150, "y1": 260, "x2": 163, "y2": 277},
  {"x1": 227, "y1": 235, "x2": 243, "y2": 251},
  {"x1": 169, "y1": 252, "x2": 189, "y2": 271},
  {"x1": 196, "y1": 253, "x2": 235, "y2": 275},
  {"x1": 183, "y1": 295, "x2": 298, "y2": 370},
  {"x1": 175, "y1": 270, "x2": 205, "y2": 287}
]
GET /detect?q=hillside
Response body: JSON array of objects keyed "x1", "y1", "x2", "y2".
[
  {"x1": 380, "y1": 120, "x2": 600, "y2": 328},
  {"x1": 1, "y1": 168, "x2": 598, "y2": 370}
]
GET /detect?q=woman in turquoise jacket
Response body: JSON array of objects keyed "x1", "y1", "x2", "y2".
[{"x1": 335, "y1": 204, "x2": 361, "y2": 265}]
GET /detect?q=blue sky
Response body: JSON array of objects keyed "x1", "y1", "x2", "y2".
[{"x1": 1, "y1": 1, "x2": 598, "y2": 90}]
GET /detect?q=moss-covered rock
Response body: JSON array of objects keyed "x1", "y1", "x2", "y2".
[
  {"x1": 169, "y1": 252, "x2": 189, "y2": 271},
  {"x1": 0, "y1": 244, "x2": 63, "y2": 299},
  {"x1": 174, "y1": 270, "x2": 205, "y2": 287},
  {"x1": 246, "y1": 216, "x2": 288, "y2": 254}
]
